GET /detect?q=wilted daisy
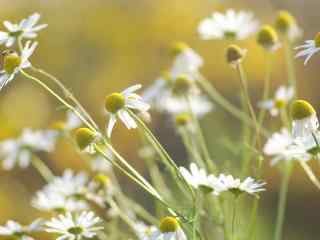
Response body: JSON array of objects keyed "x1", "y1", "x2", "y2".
[
  {"x1": 291, "y1": 100, "x2": 319, "y2": 139},
  {"x1": 257, "y1": 25, "x2": 281, "y2": 52},
  {"x1": 75, "y1": 128, "x2": 101, "y2": 154},
  {"x1": 295, "y1": 32, "x2": 320, "y2": 65},
  {"x1": 0, "y1": 13, "x2": 47, "y2": 47},
  {"x1": 134, "y1": 221, "x2": 158, "y2": 240},
  {"x1": 150, "y1": 217, "x2": 186, "y2": 240},
  {"x1": 258, "y1": 86, "x2": 294, "y2": 116},
  {"x1": 198, "y1": 9, "x2": 259, "y2": 40},
  {"x1": 104, "y1": 84, "x2": 150, "y2": 137},
  {"x1": 275, "y1": 10, "x2": 302, "y2": 42},
  {"x1": 179, "y1": 163, "x2": 215, "y2": 193},
  {"x1": 0, "y1": 219, "x2": 43, "y2": 240},
  {"x1": 212, "y1": 174, "x2": 266, "y2": 196},
  {"x1": 170, "y1": 42, "x2": 203, "y2": 80},
  {"x1": 45, "y1": 211, "x2": 103, "y2": 240},
  {"x1": 0, "y1": 128, "x2": 57, "y2": 170},
  {"x1": 0, "y1": 41, "x2": 37, "y2": 90}
]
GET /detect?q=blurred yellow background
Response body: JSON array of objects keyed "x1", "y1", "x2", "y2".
[{"x1": 0, "y1": 0, "x2": 320, "y2": 239}]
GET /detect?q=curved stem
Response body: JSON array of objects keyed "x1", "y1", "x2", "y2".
[
  {"x1": 31, "y1": 156, "x2": 54, "y2": 182},
  {"x1": 274, "y1": 162, "x2": 293, "y2": 240},
  {"x1": 299, "y1": 161, "x2": 320, "y2": 190}
]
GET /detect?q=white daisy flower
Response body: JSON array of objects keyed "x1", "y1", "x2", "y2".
[
  {"x1": 150, "y1": 217, "x2": 186, "y2": 240},
  {"x1": 45, "y1": 211, "x2": 103, "y2": 240},
  {"x1": 291, "y1": 100, "x2": 319, "y2": 139},
  {"x1": 212, "y1": 174, "x2": 266, "y2": 196},
  {"x1": 170, "y1": 42, "x2": 203, "y2": 80},
  {"x1": 198, "y1": 9, "x2": 259, "y2": 40},
  {"x1": 295, "y1": 33, "x2": 320, "y2": 65},
  {"x1": 0, "y1": 219, "x2": 43, "y2": 240},
  {"x1": 104, "y1": 84, "x2": 150, "y2": 137},
  {"x1": 179, "y1": 163, "x2": 215, "y2": 193},
  {"x1": 134, "y1": 221, "x2": 158, "y2": 240},
  {"x1": 0, "y1": 128, "x2": 57, "y2": 170},
  {"x1": 0, "y1": 41, "x2": 38, "y2": 90},
  {"x1": 0, "y1": 13, "x2": 47, "y2": 47},
  {"x1": 258, "y1": 86, "x2": 294, "y2": 116}
]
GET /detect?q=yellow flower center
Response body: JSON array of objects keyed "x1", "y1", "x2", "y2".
[
  {"x1": 105, "y1": 93, "x2": 125, "y2": 114},
  {"x1": 275, "y1": 99, "x2": 286, "y2": 109},
  {"x1": 171, "y1": 42, "x2": 189, "y2": 56},
  {"x1": 75, "y1": 128, "x2": 96, "y2": 150},
  {"x1": 159, "y1": 217, "x2": 179, "y2": 233},
  {"x1": 257, "y1": 25, "x2": 278, "y2": 50},
  {"x1": 172, "y1": 75, "x2": 192, "y2": 95},
  {"x1": 3, "y1": 53, "x2": 21, "y2": 74},
  {"x1": 291, "y1": 100, "x2": 316, "y2": 120},
  {"x1": 93, "y1": 174, "x2": 111, "y2": 187},
  {"x1": 51, "y1": 121, "x2": 66, "y2": 131},
  {"x1": 275, "y1": 10, "x2": 296, "y2": 33},
  {"x1": 175, "y1": 113, "x2": 191, "y2": 126},
  {"x1": 314, "y1": 32, "x2": 320, "y2": 48}
]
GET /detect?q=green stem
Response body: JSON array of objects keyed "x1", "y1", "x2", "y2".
[
  {"x1": 284, "y1": 39, "x2": 296, "y2": 97},
  {"x1": 274, "y1": 162, "x2": 293, "y2": 240},
  {"x1": 20, "y1": 70, "x2": 96, "y2": 132},
  {"x1": 31, "y1": 156, "x2": 54, "y2": 182},
  {"x1": 231, "y1": 197, "x2": 238, "y2": 240},
  {"x1": 299, "y1": 161, "x2": 320, "y2": 190},
  {"x1": 196, "y1": 74, "x2": 269, "y2": 137}
]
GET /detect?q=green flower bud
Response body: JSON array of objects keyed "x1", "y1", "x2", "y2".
[
  {"x1": 105, "y1": 93, "x2": 125, "y2": 114},
  {"x1": 257, "y1": 25, "x2": 279, "y2": 50},
  {"x1": 275, "y1": 10, "x2": 296, "y2": 34},
  {"x1": 175, "y1": 113, "x2": 191, "y2": 126},
  {"x1": 171, "y1": 42, "x2": 189, "y2": 56},
  {"x1": 172, "y1": 75, "x2": 192, "y2": 95},
  {"x1": 225, "y1": 45, "x2": 246, "y2": 65},
  {"x1": 159, "y1": 217, "x2": 179, "y2": 233},
  {"x1": 314, "y1": 32, "x2": 320, "y2": 48},
  {"x1": 3, "y1": 53, "x2": 21, "y2": 74},
  {"x1": 291, "y1": 100, "x2": 316, "y2": 120},
  {"x1": 75, "y1": 128, "x2": 96, "y2": 150}
]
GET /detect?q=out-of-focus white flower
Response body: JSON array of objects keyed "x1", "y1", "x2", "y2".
[
  {"x1": 0, "y1": 13, "x2": 47, "y2": 47},
  {"x1": 0, "y1": 128, "x2": 58, "y2": 170},
  {"x1": 45, "y1": 211, "x2": 103, "y2": 240},
  {"x1": 134, "y1": 221, "x2": 158, "y2": 240},
  {"x1": 32, "y1": 170, "x2": 89, "y2": 212},
  {"x1": 179, "y1": 163, "x2": 215, "y2": 193},
  {"x1": 295, "y1": 33, "x2": 320, "y2": 65},
  {"x1": 150, "y1": 217, "x2": 186, "y2": 240},
  {"x1": 212, "y1": 174, "x2": 266, "y2": 196},
  {"x1": 258, "y1": 86, "x2": 294, "y2": 116},
  {"x1": 0, "y1": 41, "x2": 38, "y2": 90},
  {"x1": 105, "y1": 84, "x2": 150, "y2": 137},
  {"x1": 291, "y1": 100, "x2": 319, "y2": 139},
  {"x1": 198, "y1": 9, "x2": 259, "y2": 40},
  {"x1": 0, "y1": 219, "x2": 43, "y2": 240},
  {"x1": 65, "y1": 110, "x2": 82, "y2": 130},
  {"x1": 90, "y1": 154, "x2": 112, "y2": 173},
  {"x1": 170, "y1": 42, "x2": 203, "y2": 80}
]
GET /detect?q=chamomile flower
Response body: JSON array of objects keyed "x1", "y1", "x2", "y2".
[
  {"x1": 0, "y1": 219, "x2": 43, "y2": 240},
  {"x1": 170, "y1": 42, "x2": 203, "y2": 80},
  {"x1": 212, "y1": 174, "x2": 266, "y2": 196},
  {"x1": 179, "y1": 163, "x2": 215, "y2": 193},
  {"x1": 0, "y1": 128, "x2": 57, "y2": 170},
  {"x1": 295, "y1": 32, "x2": 320, "y2": 65},
  {"x1": 45, "y1": 211, "x2": 103, "y2": 240},
  {"x1": 75, "y1": 128, "x2": 101, "y2": 154},
  {"x1": 0, "y1": 13, "x2": 47, "y2": 47},
  {"x1": 104, "y1": 84, "x2": 150, "y2": 137},
  {"x1": 291, "y1": 100, "x2": 319, "y2": 139},
  {"x1": 0, "y1": 41, "x2": 38, "y2": 90},
  {"x1": 150, "y1": 217, "x2": 186, "y2": 240},
  {"x1": 134, "y1": 221, "x2": 158, "y2": 240},
  {"x1": 198, "y1": 9, "x2": 259, "y2": 40},
  {"x1": 275, "y1": 10, "x2": 302, "y2": 42},
  {"x1": 258, "y1": 86, "x2": 294, "y2": 116}
]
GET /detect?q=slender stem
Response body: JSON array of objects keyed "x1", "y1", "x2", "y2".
[
  {"x1": 231, "y1": 196, "x2": 238, "y2": 240},
  {"x1": 274, "y1": 162, "x2": 293, "y2": 240},
  {"x1": 30, "y1": 66, "x2": 100, "y2": 131},
  {"x1": 299, "y1": 161, "x2": 320, "y2": 190},
  {"x1": 196, "y1": 73, "x2": 269, "y2": 137},
  {"x1": 31, "y1": 156, "x2": 54, "y2": 182},
  {"x1": 284, "y1": 39, "x2": 296, "y2": 97},
  {"x1": 20, "y1": 70, "x2": 96, "y2": 132}
]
